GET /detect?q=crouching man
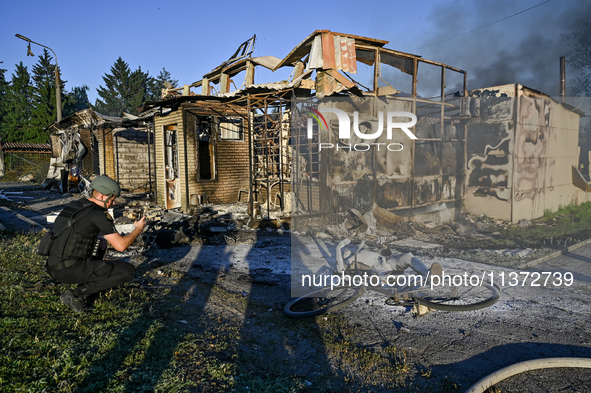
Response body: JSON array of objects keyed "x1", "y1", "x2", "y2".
[{"x1": 46, "y1": 175, "x2": 146, "y2": 312}]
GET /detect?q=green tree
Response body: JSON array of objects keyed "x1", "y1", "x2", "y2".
[
  {"x1": 128, "y1": 66, "x2": 151, "y2": 113},
  {"x1": 147, "y1": 67, "x2": 179, "y2": 101},
  {"x1": 0, "y1": 63, "x2": 9, "y2": 137},
  {"x1": 30, "y1": 49, "x2": 60, "y2": 142},
  {"x1": 63, "y1": 85, "x2": 90, "y2": 117},
  {"x1": 1, "y1": 62, "x2": 33, "y2": 143},
  {"x1": 93, "y1": 57, "x2": 153, "y2": 116}
]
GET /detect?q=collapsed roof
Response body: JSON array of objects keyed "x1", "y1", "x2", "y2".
[{"x1": 157, "y1": 30, "x2": 466, "y2": 102}]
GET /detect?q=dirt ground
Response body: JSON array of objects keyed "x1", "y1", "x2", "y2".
[{"x1": 3, "y1": 185, "x2": 591, "y2": 392}]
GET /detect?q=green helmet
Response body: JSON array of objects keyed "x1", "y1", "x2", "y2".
[{"x1": 90, "y1": 175, "x2": 121, "y2": 197}]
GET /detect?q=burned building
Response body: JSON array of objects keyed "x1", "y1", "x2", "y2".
[
  {"x1": 147, "y1": 31, "x2": 472, "y2": 226},
  {"x1": 278, "y1": 31, "x2": 470, "y2": 227},
  {"x1": 45, "y1": 31, "x2": 584, "y2": 227},
  {"x1": 464, "y1": 83, "x2": 584, "y2": 222},
  {"x1": 46, "y1": 108, "x2": 155, "y2": 193},
  {"x1": 146, "y1": 35, "x2": 293, "y2": 214},
  {"x1": 149, "y1": 98, "x2": 251, "y2": 210}
]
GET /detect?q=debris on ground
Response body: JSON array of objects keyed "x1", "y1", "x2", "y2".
[
  {"x1": 470, "y1": 247, "x2": 534, "y2": 258},
  {"x1": 0, "y1": 185, "x2": 584, "y2": 269},
  {"x1": 18, "y1": 174, "x2": 35, "y2": 182}
]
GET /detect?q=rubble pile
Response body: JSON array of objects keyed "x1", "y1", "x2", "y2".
[
  {"x1": 112, "y1": 201, "x2": 258, "y2": 253},
  {"x1": 299, "y1": 203, "x2": 545, "y2": 263},
  {"x1": 306, "y1": 203, "x2": 464, "y2": 243},
  {"x1": 0, "y1": 186, "x2": 571, "y2": 268}
]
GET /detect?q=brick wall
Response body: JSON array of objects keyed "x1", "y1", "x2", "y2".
[
  {"x1": 95, "y1": 126, "x2": 155, "y2": 193},
  {"x1": 154, "y1": 103, "x2": 250, "y2": 211},
  {"x1": 96, "y1": 127, "x2": 115, "y2": 178}
]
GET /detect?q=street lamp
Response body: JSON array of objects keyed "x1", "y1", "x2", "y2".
[{"x1": 15, "y1": 34, "x2": 62, "y2": 122}]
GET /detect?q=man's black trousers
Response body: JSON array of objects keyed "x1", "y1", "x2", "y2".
[{"x1": 49, "y1": 259, "x2": 135, "y2": 296}]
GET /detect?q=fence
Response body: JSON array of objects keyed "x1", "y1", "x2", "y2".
[{"x1": 1, "y1": 151, "x2": 52, "y2": 182}]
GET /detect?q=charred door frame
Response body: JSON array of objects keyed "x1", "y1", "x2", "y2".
[{"x1": 163, "y1": 124, "x2": 181, "y2": 209}]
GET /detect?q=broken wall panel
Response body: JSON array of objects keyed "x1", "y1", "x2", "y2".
[
  {"x1": 442, "y1": 175, "x2": 462, "y2": 200},
  {"x1": 113, "y1": 127, "x2": 155, "y2": 193},
  {"x1": 292, "y1": 96, "x2": 465, "y2": 229},
  {"x1": 442, "y1": 142, "x2": 464, "y2": 175},
  {"x1": 376, "y1": 180, "x2": 412, "y2": 209},
  {"x1": 414, "y1": 141, "x2": 441, "y2": 177},
  {"x1": 328, "y1": 179, "x2": 375, "y2": 213},
  {"x1": 414, "y1": 177, "x2": 441, "y2": 206},
  {"x1": 464, "y1": 85, "x2": 582, "y2": 223}
]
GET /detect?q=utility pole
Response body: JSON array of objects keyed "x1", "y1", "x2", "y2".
[{"x1": 15, "y1": 34, "x2": 62, "y2": 122}]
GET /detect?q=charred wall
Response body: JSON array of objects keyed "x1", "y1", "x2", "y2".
[
  {"x1": 78, "y1": 129, "x2": 94, "y2": 176},
  {"x1": 95, "y1": 126, "x2": 154, "y2": 193},
  {"x1": 292, "y1": 96, "x2": 467, "y2": 225},
  {"x1": 512, "y1": 93, "x2": 580, "y2": 221},
  {"x1": 464, "y1": 86, "x2": 581, "y2": 223},
  {"x1": 154, "y1": 103, "x2": 251, "y2": 212}
]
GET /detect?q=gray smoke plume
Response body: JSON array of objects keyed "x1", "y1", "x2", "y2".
[{"x1": 405, "y1": 0, "x2": 591, "y2": 97}]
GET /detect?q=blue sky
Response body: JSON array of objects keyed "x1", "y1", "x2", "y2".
[{"x1": 2, "y1": 0, "x2": 589, "y2": 103}]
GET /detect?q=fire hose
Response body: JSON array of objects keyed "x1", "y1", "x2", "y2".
[{"x1": 465, "y1": 357, "x2": 591, "y2": 393}]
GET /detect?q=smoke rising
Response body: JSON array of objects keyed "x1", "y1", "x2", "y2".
[{"x1": 410, "y1": 0, "x2": 591, "y2": 97}]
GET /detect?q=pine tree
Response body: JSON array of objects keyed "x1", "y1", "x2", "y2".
[
  {"x1": 63, "y1": 85, "x2": 90, "y2": 117},
  {"x1": 94, "y1": 58, "x2": 153, "y2": 116},
  {"x1": 128, "y1": 66, "x2": 151, "y2": 113},
  {"x1": 147, "y1": 68, "x2": 179, "y2": 101},
  {"x1": 30, "y1": 49, "x2": 60, "y2": 143},
  {"x1": 0, "y1": 63, "x2": 9, "y2": 137},
  {"x1": 1, "y1": 62, "x2": 33, "y2": 143},
  {"x1": 94, "y1": 57, "x2": 129, "y2": 116}
]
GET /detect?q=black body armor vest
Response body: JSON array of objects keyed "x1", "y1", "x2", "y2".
[{"x1": 50, "y1": 200, "x2": 99, "y2": 260}]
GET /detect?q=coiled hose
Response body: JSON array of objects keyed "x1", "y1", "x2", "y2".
[{"x1": 465, "y1": 357, "x2": 591, "y2": 393}]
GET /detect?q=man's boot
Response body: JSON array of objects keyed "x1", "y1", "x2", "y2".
[{"x1": 60, "y1": 290, "x2": 86, "y2": 312}]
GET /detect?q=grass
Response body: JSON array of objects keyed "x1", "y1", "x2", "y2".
[
  {"x1": 0, "y1": 231, "x2": 343, "y2": 392},
  {"x1": 0, "y1": 229, "x2": 460, "y2": 393},
  {"x1": 489, "y1": 201, "x2": 591, "y2": 249},
  {"x1": 315, "y1": 314, "x2": 413, "y2": 390},
  {"x1": 0, "y1": 231, "x2": 197, "y2": 392}
]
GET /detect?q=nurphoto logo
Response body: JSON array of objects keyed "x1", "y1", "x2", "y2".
[{"x1": 306, "y1": 107, "x2": 417, "y2": 152}]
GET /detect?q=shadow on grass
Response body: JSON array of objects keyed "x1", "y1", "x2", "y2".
[{"x1": 71, "y1": 230, "x2": 338, "y2": 392}]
